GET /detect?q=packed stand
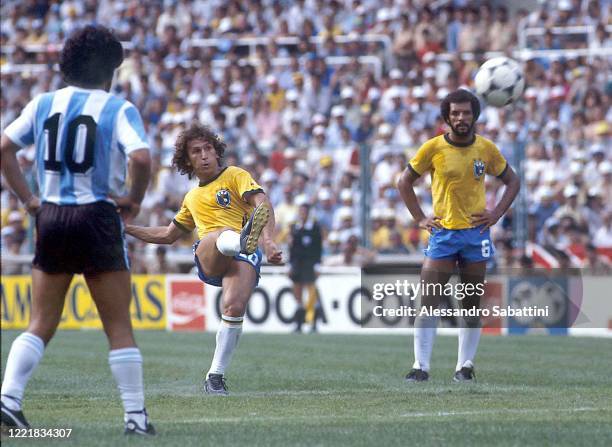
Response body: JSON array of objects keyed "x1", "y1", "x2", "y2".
[{"x1": 1, "y1": 0, "x2": 611, "y2": 273}]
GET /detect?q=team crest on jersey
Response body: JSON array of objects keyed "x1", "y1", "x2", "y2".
[
  {"x1": 473, "y1": 159, "x2": 485, "y2": 179},
  {"x1": 216, "y1": 189, "x2": 231, "y2": 207}
]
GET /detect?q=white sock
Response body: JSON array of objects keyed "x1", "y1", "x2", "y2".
[
  {"x1": 1, "y1": 332, "x2": 45, "y2": 410},
  {"x1": 108, "y1": 348, "x2": 145, "y2": 413},
  {"x1": 207, "y1": 316, "x2": 243, "y2": 378},
  {"x1": 456, "y1": 327, "x2": 481, "y2": 371},
  {"x1": 216, "y1": 230, "x2": 241, "y2": 256},
  {"x1": 413, "y1": 316, "x2": 438, "y2": 372}
]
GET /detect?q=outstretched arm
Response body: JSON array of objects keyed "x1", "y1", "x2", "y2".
[
  {"x1": 247, "y1": 192, "x2": 282, "y2": 264},
  {"x1": 125, "y1": 221, "x2": 186, "y2": 245}
]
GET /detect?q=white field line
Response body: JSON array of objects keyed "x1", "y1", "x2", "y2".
[
  {"x1": 148, "y1": 385, "x2": 537, "y2": 398},
  {"x1": 402, "y1": 407, "x2": 601, "y2": 418},
  {"x1": 70, "y1": 384, "x2": 574, "y2": 400},
  {"x1": 174, "y1": 407, "x2": 607, "y2": 424},
  {"x1": 225, "y1": 386, "x2": 531, "y2": 397}
]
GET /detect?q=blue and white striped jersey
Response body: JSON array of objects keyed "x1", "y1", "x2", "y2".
[{"x1": 4, "y1": 86, "x2": 149, "y2": 205}]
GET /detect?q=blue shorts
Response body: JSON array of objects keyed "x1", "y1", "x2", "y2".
[
  {"x1": 193, "y1": 240, "x2": 262, "y2": 287},
  {"x1": 424, "y1": 226, "x2": 494, "y2": 263}
]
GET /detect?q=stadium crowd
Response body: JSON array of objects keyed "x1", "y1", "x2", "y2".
[{"x1": 1, "y1": 0, "x2": 611, "y2": 273}]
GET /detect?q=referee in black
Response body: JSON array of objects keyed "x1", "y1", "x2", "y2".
[{"x1": 289, "y1": 197, "x2": 323, "y2": 333}]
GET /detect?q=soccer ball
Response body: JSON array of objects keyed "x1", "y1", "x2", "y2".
[{"x1": 474, "y1": 57, "x2": 525, "y2": 107}]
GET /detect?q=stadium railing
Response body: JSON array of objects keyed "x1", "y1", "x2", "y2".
[
  {"x1": 178, "y1": 34, "x2": 393, "y2": 68},
  {"x1": 0, "y1": 33, "x2": 391, "y2": 71},
  {"x1": 4, "y1": 35, "x2": 611, "y2": 77},
  {"x1": 172, "y1": 54, "x2": 384, "y2": 80},
  {"x1": 518, "y1": 24, "x2": 612, "y2": 50},
  {"x1": 0, "y1": 54, "x2": 383, "y2": 80},
  {"x1": 433, "y1": 46, "x2": 612, "y2": 62}
]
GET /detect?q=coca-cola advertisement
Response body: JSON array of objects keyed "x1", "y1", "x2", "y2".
[{"x1": 166, "y1": 277, "x2": 206, "y2": 332}]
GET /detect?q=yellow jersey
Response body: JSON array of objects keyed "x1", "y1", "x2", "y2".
[
  {"x1": 173, "y1": 166, "x2": 263, "y2": 239},
  {"x1": 408, "y1": 134, "x2": 507, "y2": 229}
]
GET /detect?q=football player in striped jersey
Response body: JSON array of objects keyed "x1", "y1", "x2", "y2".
[{"x1": 1, "y1": 25, "x2": 155, "y2": 435}]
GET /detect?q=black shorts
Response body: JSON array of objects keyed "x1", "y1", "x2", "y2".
[
  {"x1": 33, "y1": 201, "x2": 128, "y2": 274},
  {"x1": 289, "y1": 260, "x2": 317, "y2": 283}
]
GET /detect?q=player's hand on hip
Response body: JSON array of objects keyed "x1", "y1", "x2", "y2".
[
  {"x1": 471, "y1": 210, "x2": 500, "y2": 232},
  {"x1": 264, "y1": 241, "x2": 283, "y2": 264},
  {"x1": 24, "y1": 195, "x2": 41, "y2": 216},
  {"x1": 418, "y1": 216, "x2": 442, "y2": 233},
  {"x1": 112, "y1": 195, "x2": 141, "y2": 222},
  {"x1": 120, "y1": 202, "x2": 141, "y2": 223}
]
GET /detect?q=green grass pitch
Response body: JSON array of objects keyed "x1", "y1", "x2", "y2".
[{"x1": 2, "y1": 330, "x2": 611, "y2": 446}]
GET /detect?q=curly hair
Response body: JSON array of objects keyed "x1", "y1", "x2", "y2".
[
  {"x1": 440, "y1": 89, "x2": 481, "y2": 123},
  {"x1": 59, "y1": 25, "x2": 123, "y2": 87},
  {"x1": 172, "y1": 123, "x2": 226, "y2": 179}
]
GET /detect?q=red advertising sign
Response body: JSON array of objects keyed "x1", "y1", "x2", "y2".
[{"x1": 167, "y1": 278, "x2": 206, "y2": 332}]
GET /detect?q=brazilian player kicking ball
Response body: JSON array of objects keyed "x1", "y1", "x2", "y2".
[
  {"x1": 397, "y1": 90, "x2": 519, "y2": 382},
  {"x1": 126, "y1": 123, "x2": 282, "y2": 395}
]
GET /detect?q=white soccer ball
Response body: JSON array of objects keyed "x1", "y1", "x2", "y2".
[{"x1": 474, "y1": 57, "x2": 525, "y2": 107}]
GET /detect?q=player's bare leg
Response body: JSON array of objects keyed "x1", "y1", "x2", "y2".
[
  {"x1": 205, "y1": 260, "x2": 257, "y2": 395},
  {"x1": 27, "y1": 270, "x2": 74, "y2": 343},
  {"x1": 85, "y1": 271, "x2": 155, "y2": 435},
  {"x1": 406, "y1": 258, "x2": 455, "y2": 382},
  {"x1": 196, "y1": 228, "x2": 235, "y2": 277},
  {"x1": 454, "y1": 260, "x2": 487, "y2": 382},
  {"x1": 86, "y1": 271, "x2": 136, "y2": 349},
  {"x1": 1, "y1": 270, "x2": 72, "y2": 428}
]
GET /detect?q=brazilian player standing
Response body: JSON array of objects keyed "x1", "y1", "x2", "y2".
[
  {"x1": 397, "y1": 90, "x2": 520, "y2": 382},
  {"x1": 126, "y1": 123, "x2": 282, "y2": 395}
]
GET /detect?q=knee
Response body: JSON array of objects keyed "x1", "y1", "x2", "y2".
[{"x1": 223, "y1": 301, "x2": 246, "y2": 318}]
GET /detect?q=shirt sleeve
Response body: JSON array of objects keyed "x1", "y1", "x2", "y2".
[
  {"x1": 233, "y1": 168, "x2": 264, "y2": 200},
  {"x1": 3, "y1": 96, "x2": 39, "y2": 148},
  {"x1": 116, "y1": 102, "x2": 150, "y2": 154},
  {"x1": 485, "y1": 141, "x2": 508, "y2": 177},
  {"x1": 172, "y1": 197, "x2": 195, "y2": 233},
  {"x1": 408, "y1": 139, "x2": 435, "y2": 176}
]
